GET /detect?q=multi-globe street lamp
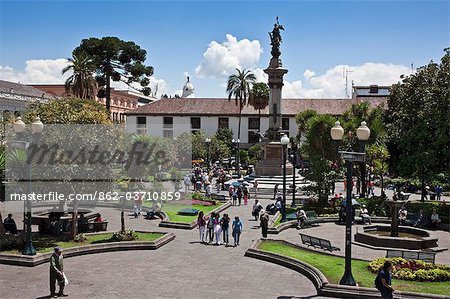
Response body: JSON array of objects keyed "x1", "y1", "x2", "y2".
[
  {"x1": 280, "y1": 134, "x2": 290, "y2": 222},
  {"x1": 205, "y1": 138, "x2": 211, "y2": 172},
  {"x1": 330, "y1": 120, "x2": 370, "y2": 286},
  {"x1": 13, "y1": 116, "x2": 44, "y2": 256}
]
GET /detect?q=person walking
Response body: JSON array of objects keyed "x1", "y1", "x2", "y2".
[
  {"x1": 214, "y1": 213, "x2": 222, "y2": 245},
  {"x1": 49, "y1": 247, "x2": 67, "y2": 298},
  {"x1": 375, "y1": 261, "x2": 395, "y2": 299},
  {"x1": 183, "y1": 174, "x2": 191, "y2": 194},
  {"x1": 231, "y1": 189, "x2": 238, "y2": 206},
  {"x1": 220, "y1": 213, "x2": 230, "y2": 246},
  {"x1": 232, "y1": 216, "x2": 243, "y2": 246},
  {"x1": 273, "y1": 183, "x2": 279, "y2": 200},
  {"x1": 237, "y1": 186, "x2": 243, "y2": 206},
  {"x1": 197, "y1": 211, "x2": 207, "y2": 243},
  {"x1": 252, "y1": 200, "x2": 262, "y2": 221},
  {"x1": 260, "y1": 210, "x2": 270, "y2": 238},
  {"x1": 243, "y1": 186, "x2": 249, "y2": 205},
  {"x1": 207, "y1": 212, "x2": 215, "y2": 243}
]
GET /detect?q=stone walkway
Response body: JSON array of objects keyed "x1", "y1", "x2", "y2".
[{"x1": 0, "y1": 197, "x2": 333, "y2": 299}]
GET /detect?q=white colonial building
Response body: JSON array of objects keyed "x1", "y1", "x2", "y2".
[{"x1": 125, "y1": 85, "x2": 389, "y2": 148}]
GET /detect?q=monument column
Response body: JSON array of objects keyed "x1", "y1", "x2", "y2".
[{"x1": 256, "y1": 18, "x2": 292, "y2": 176}]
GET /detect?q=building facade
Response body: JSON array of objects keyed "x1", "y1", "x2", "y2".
[
  {"x1": 30, "y1": 84, "x2": 156, "y2": 123},
  {"x1": 125, "y1": 86, "x2": 388, "y2": 148}
]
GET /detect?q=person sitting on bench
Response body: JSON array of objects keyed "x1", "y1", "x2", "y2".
[
  {"x1": 430, "y1": 209, "x2": 441, "y2": 228},
  {"x1": 360, "y1": 205, "x2": 372, "y2": 225},
  {"x1": 4, "y1": 214, "x2": 18, "y2": 234},
  {"x1": 296, "y1": 209, "x2": 307, "y2": 228}
]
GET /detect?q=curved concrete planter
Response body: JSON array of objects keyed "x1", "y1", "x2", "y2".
[
  {"x1": 267, "y1": 215, "x2": 391, "y2": 234},
  {"x1": 245, "y1": 239, "x2": 449, "y2": 299},
  {"x1": 0, "y1": 231, "x2": 175, "y2": 267},
  {"x1": 158, "y1": 201, "x2": 232, "y2": 230},
  {"x1": 355, "y1": 225, "x2": 439, "y2": 250}
]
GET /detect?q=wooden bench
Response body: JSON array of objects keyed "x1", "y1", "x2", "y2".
[
  {"x1": 210, "y1": 193, "x2": 227, "y2": 202},
  {"x1": 303, "y1": 211, "x2": 324, "y2": 227},
  {"x1": 386, "y1": 249, "x2": 436, "y2": 264},
  {"x1": 299, "y1": 233, "x2": 340, "y2": 252},
  {"x1": 78, "y1": 221, "x2": 108, "y2": 233}
]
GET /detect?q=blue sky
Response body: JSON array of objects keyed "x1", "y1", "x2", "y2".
[{"x1": 0, "y1": 0, "x2": 448, "y2": 98}]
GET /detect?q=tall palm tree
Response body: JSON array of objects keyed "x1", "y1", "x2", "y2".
[
  {"x1": 62, "y1": 51, "x2": 97, "y2": 99},
  {"x1": 226, "y1": 68, "x2": 256, "y2": 141},
  {"x1": 248, "y1": 82, "x2": 270, "y2": 133}
]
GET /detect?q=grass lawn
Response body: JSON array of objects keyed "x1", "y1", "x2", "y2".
[
  {"x1": 258, "y1": 240, "x2": 450, "y2": 296},
  {"x1": 160, "y1": 203, "x2": 222, "y2": 222},
  {"x1": 2, "y1": 232, "x2": 164, "y2": 255}
]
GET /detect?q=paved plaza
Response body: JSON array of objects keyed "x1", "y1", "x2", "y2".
[{"x1": 0, "y1": 183, "x2": 449, "y2": 298}]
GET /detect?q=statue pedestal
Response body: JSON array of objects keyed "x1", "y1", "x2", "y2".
[
  {"x1": 385, "y1": 200, "x2": 408, "y2": 237},
  {"x1": 256, "y1": 142, "x2": 293, "y2": 176}
]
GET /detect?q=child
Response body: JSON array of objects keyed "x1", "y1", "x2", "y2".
[
  {"x1": 220, "y1": 213, "x2": 230, "y2": 246},
  {"x1": 214, "y1": 213, "x2": 222, "y2": 245},
  {"x1": 197, "y1": 211, "x2": 206, "y2": 243}
]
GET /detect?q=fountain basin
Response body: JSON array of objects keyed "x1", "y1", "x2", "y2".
[{"x1": 354, "y1": 225, "x2": 439, "y2": 250}]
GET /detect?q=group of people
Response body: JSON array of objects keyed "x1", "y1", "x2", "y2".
[
  {"x1": 228, "y1": 184, "x2": 250, "y2": 206},
  {"x1": 196, "y1": 211, "x2": 243, "y2": 246},
  {"x1": 398, "y1": 207, "x2": 442, "y2": 228}
]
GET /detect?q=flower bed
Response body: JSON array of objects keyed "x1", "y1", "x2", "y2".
[{"x1": 369, "y1": 257, "x2": 450, "y2": 282}]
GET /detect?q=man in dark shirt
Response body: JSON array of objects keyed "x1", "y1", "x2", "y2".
[
  {"x1": 377, "y1": 261, "x2": 395, "y2": 299},
  {"x1": 50, "y1": 247, "x2": 67, "y2": 297},
  {"x1": 4, "y1": 214, "x2": 17, "y2": 234}
]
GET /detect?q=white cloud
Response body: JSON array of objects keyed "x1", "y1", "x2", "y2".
[
  {"x1": 303, "y1": 69, "x2": 315, "y2": 80},
  {"x1": 0, "y1": 59, "x2": 70, "y2": 84},
  {"x1": 282, "y1": 62, "x2": 412, "y2": 98},
  {"x1": 195, "y1": 34, "x2": 262, "y2": 78}
]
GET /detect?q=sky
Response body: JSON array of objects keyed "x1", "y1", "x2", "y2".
[{"x1": 0, "y1": 0, "x2": 448, "y2": 99}]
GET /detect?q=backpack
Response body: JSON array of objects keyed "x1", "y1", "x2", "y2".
[{"x1": 374, "y1": 272, "x2": 383, "y2": 290}]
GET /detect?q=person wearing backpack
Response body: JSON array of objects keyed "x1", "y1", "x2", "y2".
[{"x1": 375, "y1": 261, "x2": 395, "y2": 299}]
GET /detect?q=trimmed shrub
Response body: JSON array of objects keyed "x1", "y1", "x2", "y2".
[{"x1": 111, "y1": 230, "x2": 138, "y2": 241}]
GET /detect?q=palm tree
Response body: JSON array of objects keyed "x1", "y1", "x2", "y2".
[
  {"x1": 248, "y1": 82, "x2": 270, "y2": 133},
  {"x1": 226, "y1": 68, "x2": 256, "y2": 141},
  {"x1": 62, "y1": 50, "x2": 97, "y2": 99}
]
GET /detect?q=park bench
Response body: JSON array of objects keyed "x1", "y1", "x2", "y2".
[
  {"x1": 210, "y1": 193, "x2": 227, "y2": 202},
  {"x1": 403, "y1": 213, "x2": 418, "y2": 226},
  {"x1": 386, "y1": 249, "x2": 436, "y2": 264},
  {"x1": 299, "y1": 233, "x2": 340, "y2": 252},
  {"x1": 78, "y1": 221, "x2": 108, "y2": 233},
  {"x1": 303, "y1": 211, "x2": 324, "y2": 227}
]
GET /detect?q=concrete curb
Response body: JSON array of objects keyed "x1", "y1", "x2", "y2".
[
  {"x1": 245, "y1": 238, "x2": 449, "y2": 299},
  {"x1": 267, "y1": 216, "x2": 391, "y2": 234},
  {"x1": 159, "y1": 201, "x2": 232, "y2": 230},
  {"x1": 0, "y1": 231, "x2": 175, "y2": 267}
]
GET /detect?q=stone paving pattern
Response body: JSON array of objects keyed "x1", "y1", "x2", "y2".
[{"x1": 0, "y1": 183, "x2": 448, "y2": 298}]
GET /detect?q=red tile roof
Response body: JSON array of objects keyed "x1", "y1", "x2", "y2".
[{"x1": 125, "y1": 98, "x2": 386, "y2": 116}]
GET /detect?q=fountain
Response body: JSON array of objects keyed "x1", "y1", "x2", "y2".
[{"x1": 354, "y1": 197, "x2": 440, "y2": 250}]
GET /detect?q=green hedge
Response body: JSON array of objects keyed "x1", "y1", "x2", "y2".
[
  {"x1": 369, "y1": 257, "x2": 450, "y2": 282},
  {"x1": 405, "y1": 201, "x2": 450, "y2": 224}
]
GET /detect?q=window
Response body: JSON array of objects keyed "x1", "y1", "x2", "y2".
[
  {"x1": 137, "y1": 116, "x2": 147, "y2": 134},
  {"x1": 218, "y1": 118, "x2": 229, "y2": 129},
  {"x1": 248, "y1": 131, "x2": 260, "y2": 144},
  {"x1": 282, "y1": 118, "x2": 290, "y2": 131},
  {"x1": 191, "y1": 117, "x2": 201, "y2": 130},
  {"x1": 248, "y1": 118, "x2": 260, "y2": 130},
  {"x1": 163, "y1": 117, "x2": 173, "y2": 128},
  {"x1": 163, "y1": 130, "x2": 173, "y2": 139}
]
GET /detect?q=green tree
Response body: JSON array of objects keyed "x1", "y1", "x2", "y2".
[
  {"x1": 226, "y1": 68, "x2": 256, "y2": 141},
  {"x1": 191, "y1": 131, "x2": 207, "y2": 160},
  {"x1": 301, "y1": 114, "x2": 339, "y2": 206},
  {"x1": 24, "y1": 97, "x2": 113, "y2": 238},
  {"x1": 249, "y1": 82, "x2": 270, "y2": 132},
  {"x1": 215, "y1": 128, "x2": 233, "y2": 149},
  {"x1": 74, "y1": 37, "x2": 154, "y2": 111},
  {"x1": 384, "y1": 50, "x2": 450, "y2": 200},
  {"x1": 62, "y1": 49, "x2": 97, "y2": 99}
]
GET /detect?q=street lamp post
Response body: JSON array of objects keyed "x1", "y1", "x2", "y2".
[
  {"x1": 13, "y1": 116, "x2": 44, "y2": 256},
  {"x1": 232, "y1": 138, "x2": 240, "y2": 177},
  {"x1": 280, "y1": 134, "x2": 290, "y2": 222},
  {"x1": 291, "y1": 142, "x2": 298, "y2": 208},
  {"x1": 205, "y1": 138, "x2": 211, "y2": 172},
  {"x1": 330, "y1": 120, "x2": 370, "y2": 286}
]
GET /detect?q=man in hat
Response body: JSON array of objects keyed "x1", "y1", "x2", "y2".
[
  {"x1": 360, "y1": 204, "x2": 372, "y2": 225},
  {"x1": 50, "y1": 246, "x2": 67, "y2": 297}
]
